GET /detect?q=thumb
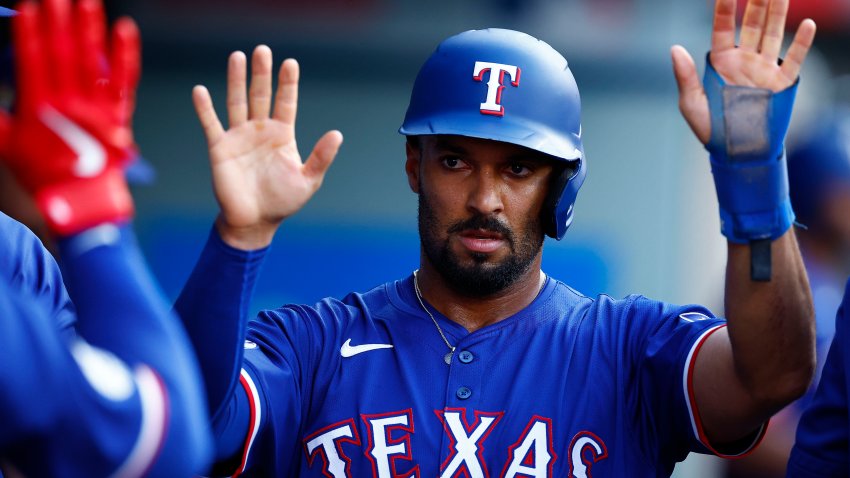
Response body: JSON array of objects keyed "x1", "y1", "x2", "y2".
[
  {"x1": 671, "y1": 45, "x2": 710, "y2": 144},
  {"x1": 304, "y1": 129, "x2": 343, "y2": 187}
]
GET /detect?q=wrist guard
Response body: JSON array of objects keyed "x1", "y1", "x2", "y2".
[{"x1": 703, "y1": 53, "x2": 797, "y2": 244}]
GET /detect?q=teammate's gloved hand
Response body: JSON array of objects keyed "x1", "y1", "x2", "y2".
[{"x1": 0, "y1": 0, "x2": 141, "y2": 236}]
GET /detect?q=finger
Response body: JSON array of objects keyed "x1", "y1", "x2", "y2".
[
  {"x1": 110, "y1": 17, "x2": 141, "y2": 121},
  {"x1": 193, "y1": 85, "x2": 225, "y2": 147},
  {"x1": 12, "y1": 1, "x2": 47, "y2": 115},
  {"x1": 304, "y1": 130, "x2": 343, "y2": 186},
  {"x1": 248, "y1": 45, "x2": 273, "y2": 120},
  {"x1": 44, "y1": 0, "x2": 74, "y2": 95},
  {"x1": 739, "y1": 0, "x2": 770, "y2": 52},
  {"x1": 671, "y1": 46, "x2": 701, "y2": 108},
  {"x1": 226, "y1": 51, "x2": 247, "y2": 128},
  {"x1": 759, "y1": 0, "x2": 789, "y2": 59},
  {"x1": 711, "y1": 0, "x2": 737, "y2": 52},
  {"x1": 780, "y1": 19, "x2": 817, "y2": 82},
  {"x1": 671, "y1": 45, "x2": 710, "y2": 143},
  {"x1": 272, "y1": 58, "x2": 299, "y2": 126},
  {"x1": 76, "y1": 0, "x2": 107, "y2": 98}
]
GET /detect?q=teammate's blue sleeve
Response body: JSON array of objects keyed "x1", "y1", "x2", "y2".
[
  {"x1": 0, "y1": 224, "x2": 212, "y2": 477},
  {"x1": 786, "y1": 279, "x2": 850, "y2": 477},
  {"x1": 174, "y1": 226, "x2": 267, "y2": 469},
  {"x1": 0, "y1": 281, "x2": 88, "y2": 446},
  {"x1": 623, "y1": 296, "x2": 765, "y2": 471},
  {"x1": 0, "y1": 280, "x2": 154, "y2": 477},
  {"x1": 0, "y1": 212, "x2": 75, "y2": 337}
]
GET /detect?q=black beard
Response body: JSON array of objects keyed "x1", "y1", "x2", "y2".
[{"x1": 417, "y1": 187, "x2": 545, "y2": 297}]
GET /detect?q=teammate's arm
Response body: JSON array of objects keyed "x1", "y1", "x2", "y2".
[
  {"x1": 786, "y1": 280, "x2": 850, "y2": 476},
  {"x1": 0, "y1": 221, "x2": 212, "y2": 477},
  {"x1": 0, "y1": 211, "x2": 76, "y2": 338},
  {"x1": 671, "y1": 0, "x2": 816, "y2": 445},
  {"x1": 0, "y1": 0, "x2": 211, "y2": 474}
]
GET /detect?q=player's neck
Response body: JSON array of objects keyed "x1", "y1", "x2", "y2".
[{"x1": 415, "y1": 259, "x2": 545, "y2": 333}]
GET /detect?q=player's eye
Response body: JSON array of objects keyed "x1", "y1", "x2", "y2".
[
  {"x1": 508, "y1": 162, "x2": 532, "y2": 177},
  {"x1": 441, "y1": 156, "x2": 465, "y2": 169}
]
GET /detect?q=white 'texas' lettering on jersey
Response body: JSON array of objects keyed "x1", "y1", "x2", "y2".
[
  {"x1": 439, "y1": 409, "x2": 503, "y2": 478},
  {"x1": 568, "y1": 431, "x2": 608, "y2": 478},
  {"x1": 502, "y1": 417, "x2": 556, "y2": 478},
  {"x1": 301, "y1": 411, "x2": 610, "y2": 477},
  {"x1": 362, "y1": 410, "x2": 418, "y2": 478},
  {"x1": 472, "y1": 61, "x2": 520, "y2": 116},
  {"x1": 304, "y1": 419, "x2": 360, "y2": 478}
]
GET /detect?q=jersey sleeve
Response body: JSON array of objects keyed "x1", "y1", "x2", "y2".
[
  {"x1": 0, "y1": 277, "x2": 170, "y2": 477},
  {"x1": 222, "y1": 340, "x2": 305, "y2": 477},
  {"x1": 0, "y1": 309, "x2": 167, "y2": 477},
  {"x1": 174, "y1": 226, "x2": 267, "y2": 420},
  {"x1": 624, "y1": 296, "x2": 765, "y2": 468},
  {"x1": 214, "y1": 300, "x2": 353, "y2": 477},
  {"x1": 786, "y1": 279, "x2": 850, "y2": 477},
  {"x1": 0, "y1": 212, "x2": 76, "y2": 337},
  {"x1": 0, "y1": 224, "x2": 212, "y2": 477}
]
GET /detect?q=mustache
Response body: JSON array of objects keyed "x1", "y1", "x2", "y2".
[{"x1": 447, "y1": 215, "x2": 515, "y2": 245}]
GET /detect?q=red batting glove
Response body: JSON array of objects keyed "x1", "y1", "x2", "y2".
[{"x1": 0, "y1": 0, "x2": 141, "y2": 236}]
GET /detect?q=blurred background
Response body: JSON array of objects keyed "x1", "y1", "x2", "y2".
[{"x1": 4, "y1": 0, "x2": 850, "y2": 476}]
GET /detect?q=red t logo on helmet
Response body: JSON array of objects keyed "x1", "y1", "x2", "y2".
[{"x1": 472, "y1": 61, "x2": 521, "y2": 116}]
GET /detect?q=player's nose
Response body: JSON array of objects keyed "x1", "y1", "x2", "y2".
[{"x1": 465, "y1": 169, "x2": 504, "y2": 216}]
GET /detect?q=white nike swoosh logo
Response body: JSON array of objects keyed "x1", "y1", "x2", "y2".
[
  {"x1": 40, "y1": 105, "x2": 107, "y2": 178},
  {"x1": 340, "y1": 339, "x2": 393, "y2": 358}
]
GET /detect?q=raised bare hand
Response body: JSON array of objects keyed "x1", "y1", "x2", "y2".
[
  {"x1": 671, "y1": 0, "x2": 816, "y2": 144},
  {"x1": 193, "y1": 45, "x2": 342, "y2": 249}
]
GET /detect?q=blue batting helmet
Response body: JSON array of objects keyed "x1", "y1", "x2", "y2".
[{"x1": 399, "y1": 28, "x2": 586, "y2": 240}]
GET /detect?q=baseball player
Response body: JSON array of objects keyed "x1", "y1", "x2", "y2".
[
  {"x1": 181, "y1": 0, "x2": 816, "y2": 476},
  {"x1": 787, "y1": 277, "x2": 850, "y2": 477},
  {"x1": 725, "y1": 107, "x2": 850, "y2": 477},
  {"x1": 783, "y1": 111, "x2": 850, "y2": 477},
  {"x1": 0, "y1": 1, "x2": 210, "y2": 475}
]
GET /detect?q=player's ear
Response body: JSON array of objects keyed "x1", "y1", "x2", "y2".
[{"x1": 405, "y1": 138, "x2": 421, "y2": 194}]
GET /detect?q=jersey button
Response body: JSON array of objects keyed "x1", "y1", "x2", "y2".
[
  {"x1": 458, "y1": 350, "x2": 474, "y2": 363},
  {"x1": 456, "y1": 386, "x2": 472, "y2": 400}
]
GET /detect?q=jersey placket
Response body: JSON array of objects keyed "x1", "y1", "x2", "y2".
[{"x1": 438, "y1": 334, "x2": 491, "y2": 476}]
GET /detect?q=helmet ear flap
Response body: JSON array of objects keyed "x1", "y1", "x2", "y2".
[{"x1": 543, "y1": 161, "x2": 576, "y2": 239}]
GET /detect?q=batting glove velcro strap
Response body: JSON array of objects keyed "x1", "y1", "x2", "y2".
[
  {"x1": 703, "y1": 54, "x2": 797, "y2": 243},
  {"x1": 35, "y1": 168, "x2": 134, "y2": 237}
]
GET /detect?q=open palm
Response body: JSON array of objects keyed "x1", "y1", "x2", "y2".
[
  {"x1": 193, "y1": 46, "x2": 342, "y2": 249},
  {"x1": 672, "y1": 0, "x2": 816, "y2": 144}
]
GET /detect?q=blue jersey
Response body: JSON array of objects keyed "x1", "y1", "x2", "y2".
[
  {"x1": 0, "y1": 212, "x2": 75, "y2": 336},
  {"x1": 179, "y1": 230, "x2": 766, "y2": 477},
  {"x1": 0, "y1": 278, "x2": 166, "y2": 477},
  {"x1": 0, "y1": 221, "x2": 211, "y2": 477},
  {"x1": 787, "y1": 278, "x2": 850, "y2": 477}
]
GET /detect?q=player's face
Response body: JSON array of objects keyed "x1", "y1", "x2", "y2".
[{"x1": 406, "y1": 135, "x2": 555, "y2": 296}]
